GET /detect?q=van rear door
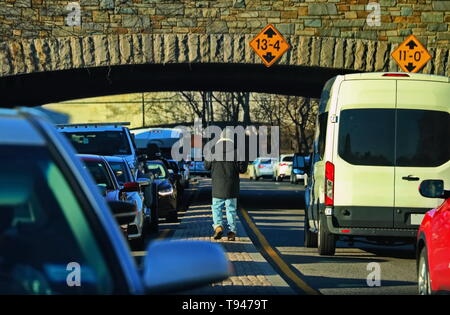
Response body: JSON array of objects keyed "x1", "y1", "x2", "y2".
[
  {"x1": 394, "y1": 80, "x2": 450, "y2": 229},
  {"x1": 333, "y1": 80, "x2": 397, "y2": 228}
]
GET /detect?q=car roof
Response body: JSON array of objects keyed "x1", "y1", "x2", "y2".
[
  {"x1": 77, "y1": 154, "x2": 107, "y2": 162},
  {"x1": 0, "y1": 109, "x2": 46, "y2": 146},
  {"x1": 104, "y1": 156, "x2": 127, "y2": 163},
  {"x1": 57, "y1": 123, "x2": 129, "y2": 132},
  {"x1": 343, "y1": 72, "x2": 449, "y2": 83}
]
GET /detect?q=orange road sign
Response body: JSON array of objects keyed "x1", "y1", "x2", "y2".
[
  {"x1": 391, "y1": 35, "x2": 431, "y2": 73},
  {"x1": 249, "y1": 24, "x2": 290, "y2": 67}
]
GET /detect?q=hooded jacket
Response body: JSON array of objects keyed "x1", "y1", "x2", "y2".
[{"x1": 204, "y1": 137, "x2": 248, "y2": 199}]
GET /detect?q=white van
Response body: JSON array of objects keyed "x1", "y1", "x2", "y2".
[{"x1": 303, "y1": 72, "x2": 450, "y2": 255}]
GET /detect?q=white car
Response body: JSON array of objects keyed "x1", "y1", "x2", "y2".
[
  {"x1": 272, "y1": 154, "x2": 294, "y2": 182},
  {"x1": 57, "y1": 122, "x2": 140, "y2": 177}
]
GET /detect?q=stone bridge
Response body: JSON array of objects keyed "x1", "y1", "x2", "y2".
[{"x1": 0, "y1": 0, "x2": 449, "y2": 106}]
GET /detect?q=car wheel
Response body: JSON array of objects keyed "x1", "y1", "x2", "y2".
[
  {"x1": 129, "y1": 234, "x2": 146, "y2": 251},
  {"x1": 148, "y1": 206, "x2": 159, "y2": 234},
  {"x1": 255, "y1": 176, "x2": 260, "y2": 181},
  {"x1": 304, "y1": 211, "x2": 318, "y2": 248},
  {"x1": 418, "y1": 247, "x2": 432, "y2": 295},
  {"x1": 166, "y1": 211, "x2": 178, "y2": 223},
  {"x1": 318, "y1": 215, "x2": 336, "y2": 256}
]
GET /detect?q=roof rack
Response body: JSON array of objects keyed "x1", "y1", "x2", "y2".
[{"x1": 56, "y1": 122, "x2": 130, "y2": 129}]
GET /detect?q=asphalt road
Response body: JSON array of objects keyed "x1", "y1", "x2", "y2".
[
  {"x1": 238, "y1": 178, "x2": 418, "y2": 295},
  {"x1": 137, "y1": 176, "x2": 419, "y2": 295}
]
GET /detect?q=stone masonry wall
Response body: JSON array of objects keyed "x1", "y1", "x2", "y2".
[{"x1": 0, "y1": 0, "x2": 449, "y2": 48}]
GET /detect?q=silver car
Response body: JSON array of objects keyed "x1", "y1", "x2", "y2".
[{"x1": 0, "y1": 108, "x2": 230, "y2": 294}]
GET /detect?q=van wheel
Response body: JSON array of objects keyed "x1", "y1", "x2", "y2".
[
  {"x1": 318, "y1": 215, "x2": 336, "y2": 256},
  {"x1": 304, "y1": 212, "x2": 318, "y2": 248},
  {"x1": 418, "y1": 247, "x2": 431, "y2": 295}
]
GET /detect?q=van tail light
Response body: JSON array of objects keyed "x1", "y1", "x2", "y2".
[
  {"x1": 258, "y1": 165, "x2": 265, "y2": 168},
  {"x1": 382, "y1": 73, "x2": 410, "y2": 77},
  {"x1": 325, "y1": 161, "x2": 335, "y2": 206}
]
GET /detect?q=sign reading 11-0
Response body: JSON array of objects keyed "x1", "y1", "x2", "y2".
[{"x1": 391, "y1": 34, "x2": 431, "y2": 73}]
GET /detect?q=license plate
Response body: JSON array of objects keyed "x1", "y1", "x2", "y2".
[{"x1": 410, "y1": 213, "x2": 425, "y2": 225}]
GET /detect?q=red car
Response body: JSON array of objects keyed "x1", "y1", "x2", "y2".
[{"x1": 417, "y1": 179, "x2": 450, "y2": 295}]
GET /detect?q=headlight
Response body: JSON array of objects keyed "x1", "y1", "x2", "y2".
[{"x1": 158, "y1": 186, "x2": 173, "y2": 196}]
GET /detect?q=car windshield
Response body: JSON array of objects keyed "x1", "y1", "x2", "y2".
[
  {"x1": 282, "y1": 156, "x2": 293, "y2": 162},
  {"x1": 146, "y1": 163, "x2": 167, "y2": 179},
  {"x1": 0, "y1": 145, "x2": 114, "y2": 294},
  {"x1": 260, "y1": 159, "x2": 273, "y2": 164},
  {"x1": 62, "y1": 131, "x2": 131, "y2": 156},
  {"x1": 82, "y1": 161, "x2": 115, "y2": 190},
  {"x1": 108, "y1": 161, "x2": 132, "y2": 185}
]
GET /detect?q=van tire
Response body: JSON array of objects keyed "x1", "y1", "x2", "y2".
[
  {"x1": 318, "y1": 215, "x2": 336, "y2": 256},
  {"x1": 304, "y1": 212, "x2": 318, "y2": 248}
]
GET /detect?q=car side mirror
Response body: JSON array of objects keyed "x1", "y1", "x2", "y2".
[
  {"x1": 143, "y1": 240, "x2": 231, "y2": 294},
  {"x1": 419, "y1": 180, "x2": 445, "y2": 199},
  {"x1": 121, "y1": 182, "x2": 140, "y2": 193},
  {"x1": 108, "y1": 201, "x2": 136, "y2": 225}
]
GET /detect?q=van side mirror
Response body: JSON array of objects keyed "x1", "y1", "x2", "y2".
[{"x1": 419, "y1": 180, "x2": 445, "y2": 199}]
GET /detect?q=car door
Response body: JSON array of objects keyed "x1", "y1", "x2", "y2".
[
  {"x1": 394, "y1": 80, "x2": 450, "y2": 228},
  {"x1": 429, "y1": 199, "x2": 450, "y2": 290},
  {"x1": 332, "y1": 80, "x2": 397, "y2": 228}
]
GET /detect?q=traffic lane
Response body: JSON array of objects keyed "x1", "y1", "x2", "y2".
[{"x1": 239, "y1": 178, "x2": 418, "y2": 295}]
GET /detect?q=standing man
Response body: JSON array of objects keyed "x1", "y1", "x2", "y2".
[{"x1": 204, "y1": 129, "x2": 248, "y2": 241}]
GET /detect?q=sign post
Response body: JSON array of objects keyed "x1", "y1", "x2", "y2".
[
  {"x1": 391, "y1": 35, "x2": 431, "y2": 73},
  {"x1": 249, "y1": 24, "x2": 290, "y2": 67}
]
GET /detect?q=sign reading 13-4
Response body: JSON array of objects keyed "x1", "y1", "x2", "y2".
[
  {"x1": 249, "y1": 24, "x2": 290, "y2": 67},
  {"x1": 391, "y1": 34, "x2": 431, "y2": 73}
]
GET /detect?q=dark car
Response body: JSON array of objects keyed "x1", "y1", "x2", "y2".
[
  {"x1": 144, "y1": 160, "x2": 179, "y2": 222},
  {"x1": 78, "y1": 154, "x2": 141, "y2": 239}
]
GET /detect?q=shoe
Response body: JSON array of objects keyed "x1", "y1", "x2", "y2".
[
  {"x1": 227, "y1": 232, "x2": 236, "y2": 241},
  {"x1": 213, "y1": 226, "x2": 223, "y2": 240}
]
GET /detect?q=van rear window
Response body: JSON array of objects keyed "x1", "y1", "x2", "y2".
[
  {"x1": 396, "y1": 109, "x2": 449, "y2": 167},
  {"x1": 338, "y1": 109, "x2": 395, "y2": 166},
  {"x1": 338, "y1": 109, "x2": 449, "y2": 167}
]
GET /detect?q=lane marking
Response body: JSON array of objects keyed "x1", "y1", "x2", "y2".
[{"x1": 240, "y1": 207, "x2": 321, "y2": 295}]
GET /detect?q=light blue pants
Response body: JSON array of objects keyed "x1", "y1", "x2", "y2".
[{"x1": 212, "y1": 198, "x2": 237, "y2": 234}]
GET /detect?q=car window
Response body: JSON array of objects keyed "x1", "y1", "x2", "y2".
[
  {"x1": 317, "y1": 112, "x2": 328, "y2": 160},
  {"x1": 0, "y1": 145, "x2": 114, "y2": 294},
  {"x1": 396, "y1": 109, "x2": 449, "y2": 167},
  {"x1": 83, "y1": 161, "x2": 115, "y2": 190},
  {"x1": 146, "y1": 163, "x2": 167, "y2": 179},
  {"x1": 282, "y1": 156, "x2": 293, "y2": 162},
  {"x1": 260, "y1": 159, "x2": 272, "y2": 164},
  {"x1": 62, "y1": 131, "x2": 131, "y2": 156},
  {"x1": 109, "y1": 162, "x2": 132, "y2": 184},
  {"x1": 338, "y1": 109, "x2": 395, "y2": 166}
]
